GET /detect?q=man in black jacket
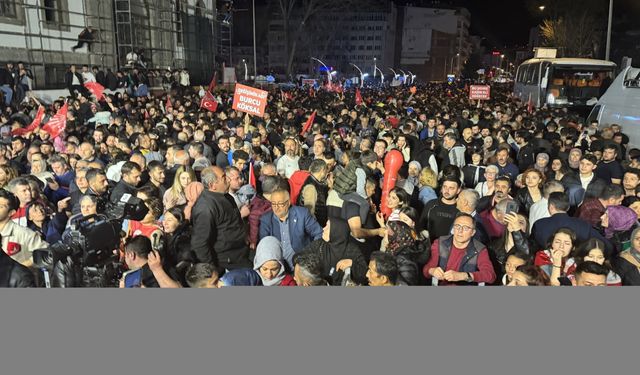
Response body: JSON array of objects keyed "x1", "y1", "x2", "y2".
[
  {"x1": 0, "y1": 236, "x2": 35, "y2": 287},
  {"x1": 190, "y1": 166, "x2": 251, "y2": 271},
  {"x1": 110, "y1": 161, "x2": 141, "y2": 204},
  {"x1": 515, "y1": 130, "x2": 536, "y2": 172}
]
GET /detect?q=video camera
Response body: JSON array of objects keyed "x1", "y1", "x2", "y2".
[{"x1": 33, "y1": 194, "x2": 149, "y2": 287}]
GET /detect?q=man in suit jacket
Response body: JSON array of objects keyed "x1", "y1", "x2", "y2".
[
  {"x1": 531, "y1": 192, "x2": 612, "y2": 253},
  {"x1": 259, "y1": 188, "x2": 323, "y2": 270}
]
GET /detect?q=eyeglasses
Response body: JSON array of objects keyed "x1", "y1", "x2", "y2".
[
  {"x1": 453, "y1": 224, "x2": 473, "y2": 233},
  {"x1": 271, "y1": 200, "x2": 289, "y2": 208}
]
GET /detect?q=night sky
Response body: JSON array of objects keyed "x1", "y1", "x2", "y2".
[
  {"x1": 456, "y1": 0, "x2": 537, "y2": 48},
  {"x1": 244, "y1": 0, "x2": 638, "y2": 50}
]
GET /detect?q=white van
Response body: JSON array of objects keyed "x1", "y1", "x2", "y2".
[
  {"x1": 587, "y1": 66, "x2": 640, "y2": 149},
  {"x1": 513, "y1": 58, "x2": 616, "y2": 108}
]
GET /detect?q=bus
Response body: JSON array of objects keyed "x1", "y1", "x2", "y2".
[{"x1": 513, "y1": 58, "x2": 616, "y2": 109}]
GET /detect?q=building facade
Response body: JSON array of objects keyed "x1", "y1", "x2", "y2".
[
  {"x1": 398, "y1": 6, "x2": 471, "y2": 81},
  {"x1": 267, "y1": 0, "x2": 397, "y2": 79},
  {"x1": 0, "y1": 0, "x2": 218, "y2": 89}
]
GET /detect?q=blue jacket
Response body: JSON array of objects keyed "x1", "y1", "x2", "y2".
[{"x1": 259, "y1": 206, "x2": 323, "y2": 263}]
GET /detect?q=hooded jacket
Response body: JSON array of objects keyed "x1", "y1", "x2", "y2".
[{"x1": 253, "y1": 236, "x2": 295, "y2": 286}]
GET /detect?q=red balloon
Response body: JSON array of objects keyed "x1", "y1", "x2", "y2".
[{"x1": 380, "y1": 149, "x2": 404, "y2": 218}]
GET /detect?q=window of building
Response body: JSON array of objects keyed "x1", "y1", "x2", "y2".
[
  {"x1": 41, "y1": 0, "x2": 69, "y2": 31},
  {"x1": 175, "y1": 0, "x2": 183, "y2": 45},
  {"x1": 195, "y1": 0, "x2": 205, "y2": 17},
  {"x1": 0, "y1": 0, "x2": 17, "y2": 18},
  {"x1": 44, "y1": 64, "x2": 68, "y2": 88},
  {"x1": 359, "y1": 35, "x2": 365, "y2": 41},
  {"x1": 358, "y1": 46, "x2": 364, "y2": 50},
  {"x1": 366, "y1": 46, "x2": 372, "y2": 50}
]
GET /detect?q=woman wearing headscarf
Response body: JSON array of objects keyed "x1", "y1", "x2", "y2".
[
  {"x1": 601, "y1": 205, "x2": 638, "y2": 254},
  {"x1": 183, "y1": 181, "x2": 204, "y2": 221},
  {"x1": 304, "y1": 218, "x2": 368, "y2": 286},
  {"x1": 382, "y1": 220, "x2": 430, "y2": 286},
  {"x1": 407, "y1": 161, "x2": 421, "y2": 188},
  {"x1": 568, "y1": 148, "x2": 583, "y2": 174},
  {"x1": 533, "y1": 153, "x2": 550, "y2": 175},
  {"x1": 253, "y1": 236, "x2": 296, "y2": 286}
]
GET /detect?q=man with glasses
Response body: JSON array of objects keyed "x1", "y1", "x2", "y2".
[
  {"x1": 259, "y1": 188, "x2": 323, "y2": 270},
  {"x1": 423, "y1": 213, "x2": 496, "y2": 286}
]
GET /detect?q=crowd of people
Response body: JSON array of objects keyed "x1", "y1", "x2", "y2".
[{"x1": 0, "y1": 71, "x2": 639, "y2": 288}]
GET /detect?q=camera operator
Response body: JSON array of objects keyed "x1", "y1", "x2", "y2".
[
  {"x1": 84, "y1": 168, "x2": 110, "y2": 213},
  {"x1": 110, "y1": 161, "x2": 142, "y2": 204},
  {"x1": 119, "y1": 236, "x2": 180, "y2": 288},
  {"x1": 0, "y1": 190, "x2": 49, "y2": 267},
  {"x1": 65, "y1": 194, "x2": 99, "y2": 233}
]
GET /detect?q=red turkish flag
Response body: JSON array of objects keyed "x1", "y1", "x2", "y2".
[
  {"x1": 84, "y1": 82, "x2": 105, "y2": 101},
  {"x1": 200, "y1": 91, "x2": 218, "y2": 112},
  {"x1": 165, "y1": 96, "x2": 172, "y2": 113},
  {"x1": 249, "y1": 161, "x2": 257, "y2": 189},
  {"x1": 42, "y1": 102, "x2": 68, "y2": 139},
  {"x1": 355, "y1": 88, "x2": 363, "y2": 106},
  {"x1": 299, "y1": 110, "x2": 317, "y2": 136},
  {"x1": 527, "y1": 93, "x2": 534, "y2": 114},
  {"x1": 12, "y1": 105, "x2": 45, "y2": 136}
]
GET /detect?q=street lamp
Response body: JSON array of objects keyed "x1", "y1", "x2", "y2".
[
  {"x1": 252, "y1": 0, "x2": 257, "y2": 82},
  {"x1": 539, "y1": 5, "x2": 545, "y2": 11},
  {"x1": 375, "y1": 67, "x2": 384, "y2": 85},
  {"x1": 407, "y1": 70, "x2": 414, "y2": 84},
  {"x1": 311, "y1": 57, "x2": 331, "y2": 83},
  {"x1": 398, "y1": 69, "x2": 407, "y2": 85},
  {"x1": 500, "y1": 54, "x2": 505, "y2": 70},
  {"x1": 242, "y1": 59, "x2": 248, "y2": 81},
  {"x1": 605, "y1": 0, "x2": 613, "y2": 60},
  {"x1": 373, "y1": 57, "x2": 377, "y2": 78},
  {"x1": 388, "y1": 68, "x2": 398, "y2": 80},
  {"x1": 350, "y1": 63, "x2": 365, "y2": 88}
]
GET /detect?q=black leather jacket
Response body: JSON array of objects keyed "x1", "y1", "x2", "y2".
[
  {"x1": 514, "y1": 188, "x2": 536, "y2": 215},
  {"x1": 0, "y1": 250, "x2": 35, "y2": 287}
]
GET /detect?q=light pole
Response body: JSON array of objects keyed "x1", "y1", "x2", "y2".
[
  {"x1": 243, "y1": 59, "x2": 248, "y2": 81},
  {"x1": 456, "y1": 53, "x2": 460, "y2": 75},
  {"x1": 407, "y1": 71, "x2": 414, "y2": 84},
  {"x1": 311, "y1": 57, "x2": 331, "y2": 83},
  {"x1": 398, "y1": 69, "x2": 407, "y2": 85},
  {"x1": 500, "y1": 54, "x2": 505, "y2": 70},
  {"x1": 373, "y1": 57, "x2": 377, "y2": 78},
  {"x1": 388, "y1": 68, "x2": 398, "y2": 80},
  {"x1": 375, "y1": 67, "x2": 384, "y2": 85},
  {"x1": 252, "y1": 0, "x2": 257, "y2": 82},
  {"x1": 605, "y1": 0, "x2": 613, "y2": 60},
  {"x1": 350, "y1": 63, "x2": 364, "y2": 88}
]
